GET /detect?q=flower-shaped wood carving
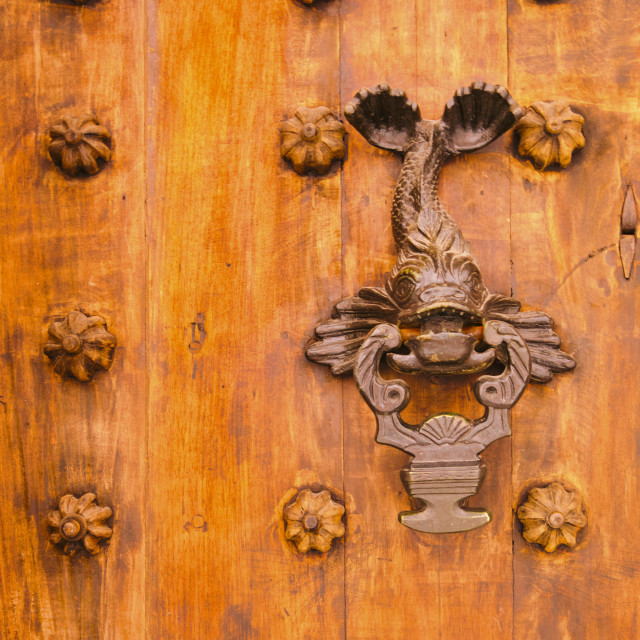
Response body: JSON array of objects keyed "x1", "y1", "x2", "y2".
[
  {"x1": 47, "y1": 493, "x2": 113, "y2": 556},
  {"x1": 44, "y1": 311, "x2": 117, "y2": 382},
  {"x1": 279, "y1": 106, "x2": 345, "y2": 175},
  {"x1": 47, "y1": 115, "x2": 112, "y2": 176},
  {"x1": 283, "y1": 489, "x2": 345, "y2": 553},
  {"x1": 515, "y1": 100, "x2": 585, "y2": 170},
  {"x1": 517, "y1": 482, "x2": 587, "y2": 552}
]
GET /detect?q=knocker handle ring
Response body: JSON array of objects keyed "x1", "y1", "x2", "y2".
[{"x1": 353, "y1": 320, "x2": 531, "y2": 533}]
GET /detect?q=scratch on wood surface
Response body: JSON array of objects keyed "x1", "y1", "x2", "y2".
[{"x1": 544, "y1": 243, "x2": 616, "y2": 305}]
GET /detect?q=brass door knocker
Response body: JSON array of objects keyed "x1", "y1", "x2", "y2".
[{"x1": 306, "y1": 82, "x2": 576, "y2": 533}]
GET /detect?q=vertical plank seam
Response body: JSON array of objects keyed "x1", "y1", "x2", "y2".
[
  {"x1": 143, "y1": 0, "x2": 152, "y2": 636},
  {"x1": 32, "y1": 6, "x2": 45, "y2": 636},
  {"x1": 429, "y1": 0, "x2": 442, "y2": 633},
  {"x1": 415, "y1": 2, "x2": 443, "y2": 636},
  {"x1": 338, "y1": 2, "x2": 347, "y2": 638},
  {"x1": 414, "y1": 0, "x2": 418, "y2": 101},
  {"x1": 506, "y1": 2, "x2": 515, "y2": 639}
]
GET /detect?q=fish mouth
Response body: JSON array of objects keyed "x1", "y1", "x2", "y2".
[
  {"x1": 397, "y1": 302, "x2": 482, "y2": 326},
  {"x1": 388, "y1": 303, "x2": 494, "y2": 374}
]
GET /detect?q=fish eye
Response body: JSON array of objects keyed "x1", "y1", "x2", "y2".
[
  {"x1": 393, "y1": 272, "x2": 417, "y2": 302},
  {"x1": 459, "y1": 266, "x2": 484, "y2": 303}
]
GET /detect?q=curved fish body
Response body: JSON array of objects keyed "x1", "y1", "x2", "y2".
[
  {"x1": 307, "y1": 83, "x2": 575, "y2": 382},
  {"x1": 388, "y1": 119, "x2": 483, "y2": 325}
]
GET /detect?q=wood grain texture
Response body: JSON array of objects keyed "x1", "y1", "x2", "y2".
[
  {"x1": 146, "y1": 0, "x2": 344, "y2": 638},
  {"x1": 2, "y1": 0, "x2": 640, "y2": 637},
  {"x1": 413, "y1": 6, "x2": 513, "y2": 632},
  {"x1": 0, "y1": 1, "x2": 146, "y2": 638},
  {"x1": 340, "y1": 1, "x2": 513, "y2": 638},
  {"x1": 339, "y1": 2, "x2": 430, "y2": 637},
  {"x1": 508, "y1": 0, "x2": 640, "y2": 637}
]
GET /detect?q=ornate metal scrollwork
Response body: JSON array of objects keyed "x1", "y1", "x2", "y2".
[{"x1": 306, "y1": 83, "x2": 576, "y2": 533}]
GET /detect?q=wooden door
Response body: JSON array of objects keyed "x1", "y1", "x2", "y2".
[{"x1": 1, "y1": 0, "x2": 639, "y2": 638}]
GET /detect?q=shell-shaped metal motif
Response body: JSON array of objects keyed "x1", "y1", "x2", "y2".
[
  {"x1": 418, "y1": 414, "x2": 472, "y2": 445},
  {"x1": 344, "y1": 84, "x2": 421, "y2": 152},
  {"x1": 441, "y1": 82, "x2": 523, "y2": 153}
]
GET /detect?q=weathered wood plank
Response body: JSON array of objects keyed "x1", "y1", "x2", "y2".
[
  {"x1": 0, "y1": 1, "x2": 146, "y2": 638},
  {"x1": 340, "y1": 1, "x2": 512, "y2": 638},
  {"x1": 146, "y1": 0, "x2": 345, "y2": 637},
  {"x1": 509, "y1": 0, "x2": 640, "y2": 637},
  {"x1": 418, "y1": 3, "x2": 513, "y2": 638},
  {"x1": 3, "y1": 0, "x2": 639, "y2": 637},
  {"x1": 339, "y1": 3, "x2": 428, "y2": 636}
]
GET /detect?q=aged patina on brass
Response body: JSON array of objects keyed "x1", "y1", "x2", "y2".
[{"x1": 306, "y1": 83, "x2": 576, "y2": 533}]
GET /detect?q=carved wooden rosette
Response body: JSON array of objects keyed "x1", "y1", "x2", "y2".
[
  {"x1": 47, "y1": 115, "x2": 112, "y2": 176},
  {"x1": 283, "y1": 489, "x2": 345, "y2": 553},
  {"x1": 305, "y1": 82, "x2": 577, "y2": 533},
  {"x1": 47, "y1": 493, "x2": 113, "y2": 556},
  {"x1": 279, "y1": 106, "x2": 345, "y2": 175},
  {"x1": 44, "y1": 311, "x2": 117, "y2": 382},
  {"x1": 517, "y1": 483, "x2": 586, "y2": 552},
  {"x1": 515, "y1": 100, "x2": 585, "y2": 170}
]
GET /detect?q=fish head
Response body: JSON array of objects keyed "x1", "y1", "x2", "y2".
[{"x1": 385, "y1": 249, "x2": 495, "y2": 374}]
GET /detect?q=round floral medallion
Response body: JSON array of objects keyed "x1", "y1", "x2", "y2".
[
  {"x1": 279, "y1": 107, "x2": 345, "y2": 175},
  {"x1": 47, "y1": 115, "x2": 111, "y2": 176},
  {"x1": 48, "y1": 493, "x2": 113, "y2": 556},
  {"x1": 515, "y1": 100, "x2": 585, "y2": 170},
  {"x1": 283, "y1": 489, "x2": 345, "y2": 553},
  {"x1": 44, "y1": 311, "x2": 117, "y2": 382},
  {"x1": 517, "y1": 482, "x2": 587, "y2": 552}
]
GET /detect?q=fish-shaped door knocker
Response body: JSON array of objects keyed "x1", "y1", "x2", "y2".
[{"x1": 306, "y1": 82, "x2": 576, "y2": 533}]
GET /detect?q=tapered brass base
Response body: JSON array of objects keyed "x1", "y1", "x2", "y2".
[{"x1": 400, "y1": 461, "x2": 490, "y2": 533}]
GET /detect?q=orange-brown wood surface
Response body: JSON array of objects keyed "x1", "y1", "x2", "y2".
[
  {"x1": 146, "y1": 0, "x2": 345, "y2": 637},
  {"x1": 1, "y1": 0, "x2": 639, "y2": 638},
  {"x1": 339, "y1": 1, "x2": 514, "y2": 638},
  {"x1": 0, "y1": 1, "x2": 146, "y2": 638},
  {"x1": 508, "y1": 1, "x2": 640, "y2": 638}
]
